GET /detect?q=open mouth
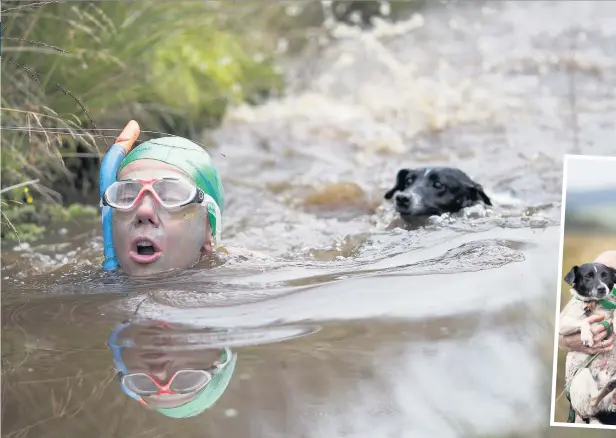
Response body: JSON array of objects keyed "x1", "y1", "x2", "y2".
[{"x1": 129, "y1": 238, "x2": 163, "y2": 264}]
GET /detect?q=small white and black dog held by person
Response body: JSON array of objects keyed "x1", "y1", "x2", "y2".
[
  {"x1": 384, "y1": 167, "x2": 492, "y2": 224},
  {"x1": 561, "y1": 263, "x2": 616, "y2": 347},
  {"x1": 559, "y1": 262, "x2": 616, "y2": 424}
]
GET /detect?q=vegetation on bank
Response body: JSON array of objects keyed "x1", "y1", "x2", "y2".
[
  {"x1": 0, "y1": 0, "x2": 426, "y2": 242},
  {"x1": 1, "y1": 0, "x2": 290, "y2": 241}
]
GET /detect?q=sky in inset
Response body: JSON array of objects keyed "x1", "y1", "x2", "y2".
[{"x1": 566, "y1": 156, "x2": 616, "y2": 191}]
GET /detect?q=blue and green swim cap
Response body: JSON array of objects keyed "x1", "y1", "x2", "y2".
[{"x1": 117, "y1": 136, "x2": 224, "y2": 242}]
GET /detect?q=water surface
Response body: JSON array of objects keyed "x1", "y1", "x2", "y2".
[{"x1": 3, "y1": 1, "x2": 616, "y2": 437}]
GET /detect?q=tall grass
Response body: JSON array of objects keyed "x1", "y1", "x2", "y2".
[
  {"x1": 1, "y1": 0, "x2": 284, "y2": 175},
  {"x1": 0, "y1": 0, "x2": 290, "y2": 238}
]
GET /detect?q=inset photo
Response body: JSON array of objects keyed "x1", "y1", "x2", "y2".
[{"x1": 551, "y1": 154, "x2": 616, "y2": 429}]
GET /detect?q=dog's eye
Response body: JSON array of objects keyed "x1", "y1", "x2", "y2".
[{"x1": 433, "y1": 181, "x2": 444, "y2": 190}]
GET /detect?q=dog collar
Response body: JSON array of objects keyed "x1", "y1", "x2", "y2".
[{"x1": 600, "y1": 288, "x2": 616, "y2": 309}]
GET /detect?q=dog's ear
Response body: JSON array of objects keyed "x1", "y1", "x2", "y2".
[
  {"x1": 461, "y1": 176, "x2": 492, "y2": 206},
  {"x1": 471, "y1": 183, "x2": 492, "y2": 206},
  {"x1": 384, "y1": 168, "x2": 411, "y2": 200},
  {"x1": 564, "y1": 266, "x2": 579, "y2": 286},
  {"x1": 610, "y1": 267, "x2": 616, "y2": 285}
]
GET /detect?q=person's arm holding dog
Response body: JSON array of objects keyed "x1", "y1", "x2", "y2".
[
  {"x1": 559, "y1": 250, "x2": 616, "y2": 354},
  {"x1": 559, "y1": 312, "x2": 613, "y2": 354}
]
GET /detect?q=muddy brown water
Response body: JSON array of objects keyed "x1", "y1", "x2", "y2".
[{"x1": 3, "y1": 1, "x2": 616, "y2": 437}]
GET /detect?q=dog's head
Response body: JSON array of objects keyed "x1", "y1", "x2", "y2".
[
  {"x1": 564, "y1": 263, "x2": 616, "y2": 301},
  {"x1": 384, "y1": 167, "x2": 491, "y2": 219}
]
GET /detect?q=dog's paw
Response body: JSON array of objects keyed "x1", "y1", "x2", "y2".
[
  {"x1": 592, "y1": 379, "x2": 616, "y2": 410},
  {"x1": 580, "y1": 325, "x2": 594, "y2": 348},
  {"x1": 590, "y1": 396, "x2": 600, "y2": 408},
  {"x1": 589, "y1": 394, "x2": 613, "y2": 409}
]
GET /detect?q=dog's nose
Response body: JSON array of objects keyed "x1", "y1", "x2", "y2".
[
  {"x1": 597, "y1": 286, "x2": 608, "y2": 293},
  {"x1": 395, "y1": 193, "x2": 410, "y2": 206}
]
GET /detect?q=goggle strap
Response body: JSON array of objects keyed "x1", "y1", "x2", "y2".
[{"x1": 202, "y1": 193, "x2": 222, "y2": 244}]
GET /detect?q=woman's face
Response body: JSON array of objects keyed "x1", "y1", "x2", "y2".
[{"x1": 111, "y1": 160, "x2": 213, "y2": 277}]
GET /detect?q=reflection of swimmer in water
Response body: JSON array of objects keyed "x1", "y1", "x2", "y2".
[
  {"x1": 100, "y1": 120, "x2": 264, "y2": 277},
  {"x1": 107, "y1": 321, "x2": 237, "y2": 418}
]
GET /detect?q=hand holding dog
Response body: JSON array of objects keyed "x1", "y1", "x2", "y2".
[{"x1": 560, "y1": 314, "x2": 615, "y2": 354}]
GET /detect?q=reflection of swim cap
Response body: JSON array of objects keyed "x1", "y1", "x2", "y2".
[
  {"x1": 155, "y1": 348, "x2": 237, "y2": 419},
  {"x1": 108, "y1": 323, "x2": 237, "y2": 419},
  {"x1": 117, "y1": 137, "x2": 224, "y2": 242}
]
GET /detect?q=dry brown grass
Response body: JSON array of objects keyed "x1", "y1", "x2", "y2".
[{"x1": 552, "y1": 232, "x2": 616, "y2": 423}]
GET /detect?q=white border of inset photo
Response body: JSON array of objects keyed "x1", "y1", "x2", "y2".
[{"x1": 550, "y1": 154, "x2": 616, "y2": 430}]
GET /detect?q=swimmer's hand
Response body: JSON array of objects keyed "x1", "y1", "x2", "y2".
[{"x1": 559, "y1": 314, "x2": 615, "y2": 354}]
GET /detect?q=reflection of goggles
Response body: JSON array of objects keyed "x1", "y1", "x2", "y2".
[
  {"x1": 119, "y1": 346, "x2": 232, "y2": 397},
  {"x1": 101, "y1": 178, "x2": 205, "y2": 211},
  {"x1": 107, "y1": 322, "x2": 237, "y2": 418}
]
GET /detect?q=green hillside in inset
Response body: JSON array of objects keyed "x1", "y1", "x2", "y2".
[{"x1": 565, "y1": 204, "x2": 616, "y2": 233}]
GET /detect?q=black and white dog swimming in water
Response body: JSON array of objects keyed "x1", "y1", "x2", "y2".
[{"x1": 384, "y1": 167, "x2": 492, "y2": 223}]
